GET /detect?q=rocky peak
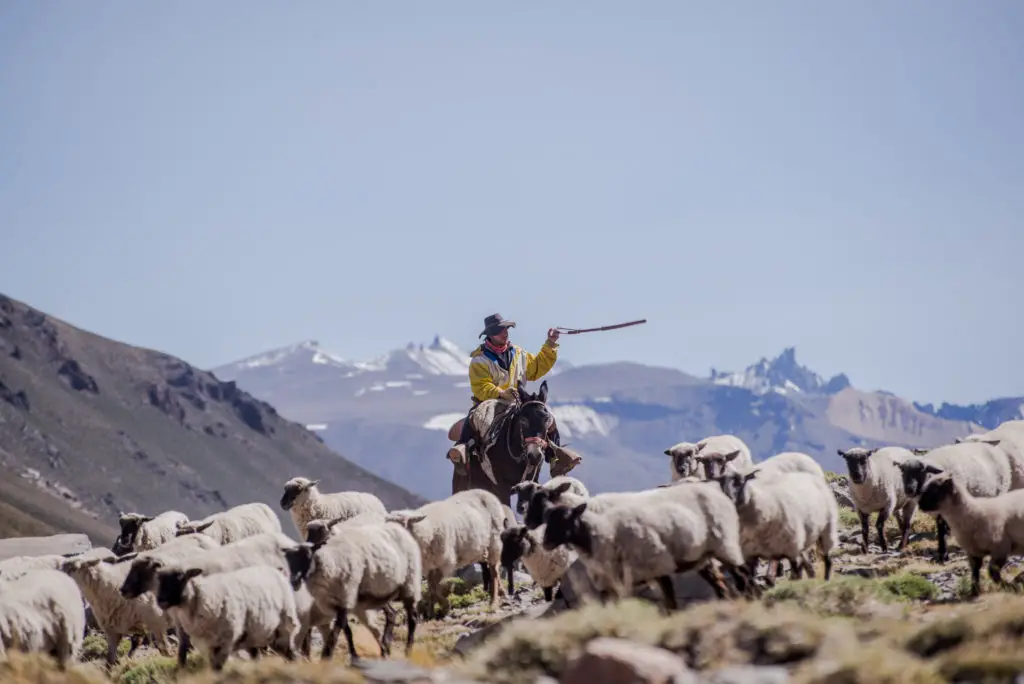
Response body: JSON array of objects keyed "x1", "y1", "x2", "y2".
[{"x1": 710, "y1": 347, "x2": 850, "y2": 396}]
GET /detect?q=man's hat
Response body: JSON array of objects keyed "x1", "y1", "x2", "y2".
[{"x1": 479, "y1": 313, "x2": 516, "y2": 338}]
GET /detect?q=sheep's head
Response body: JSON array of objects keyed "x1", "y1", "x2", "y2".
[
  {"x1": 712, "y1": 469, "x2": 759, "y2": 507},
  {"x1": 59, "y1": 555, "x2": 106, "y2": 577},
  {"x1": 918, "y1": 471, "x2": 959, "y2": 513},
  {"x1": 696, "y1": 448, "x2": 743, "y2": 480},
  {"x1": 837, "y1": 447, "x2": 879, "y2": 485},
  {"x1": 281, "y1": 477, "x2": 319, "y2": 511},
  {"x1": 523, "y1": 480, "x2": 574, "y2": 530},
  {"x1": 175, "y1": 519, "x2": 215, "y2": 537},
  {"x1": 510, "y1": 481, "x2": 540, "y2": 516},
  {"x1": 384, "y1": 511, "x2": 427, "y2": 531},
  {"x1": 120, "y1": 556, "x2": 163, "y2": 599},
  {"x1": 541, "y1": 502, "x2": 589, "y2": 553},
  {"x1": 283, "y1": 543, "x2": 317, "y2": 590},
  {"x1": 954, "y1": 434, "x2": 1001, "y2": 446},
  {"x1": 896, "y1": 459, "x2": 944, "y2": 499},
  {"x1": 500, "y1": 522, "x2": 535, "y2": 570},
  {"x1": 664, "y1": 442, "x2": 701, "y2": 480},
  {"x1": 113, "y1": 512, "x2": 154, "y2": 556},
  {"x1": 156, "y1": 567, "x2": 203, "y2": 610},
  {"x1": 304, "y1": 516, "x2": 346, "y2": 546}
]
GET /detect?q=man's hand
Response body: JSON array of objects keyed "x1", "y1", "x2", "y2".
[
  {"x1": 500, "y1": 388, "x2": 518, "y2": 402},
  {"x1": 547, "y1": 328, "x2": 561, "y2": 344}
]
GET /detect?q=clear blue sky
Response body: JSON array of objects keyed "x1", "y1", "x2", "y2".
[{"x1": 1, "y1": 1, "x2": 1022, "y2": 406}]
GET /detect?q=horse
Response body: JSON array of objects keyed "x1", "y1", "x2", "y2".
[{"x1": 451, "y1": 379, "x2": 558, "y2": 509}]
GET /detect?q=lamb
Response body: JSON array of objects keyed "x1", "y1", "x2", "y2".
[
  {"x1": 284, "y1": 520, "x2": 422, "y2": 663},
  {"x1": 500, "y1": 519, "x2": 576, "y2": 601},
  {"x1": 509, "y1": 476, "x2": 589, "y2": 516},
  {"x1": 155, "y1": 564, "x2": 299, "y2": 671},
  {"x1": 385, "y1": 489, "x2": 506, "y2": 618},
  {"x1": 917, "y1": 469, "x2": 1024, "y2": 597},
  {"x1": 113, "y1": 510, "x2": 189, "y2": 556},
  {"x1": 0, "y1": 569, "x2": 86, "y2": 670},
  {"x1": 897, "y1": 440, "x2": 1014, "y2": 562},
  {"x1": 175, "y1": 501, "x2": 282, "y2": 544},
  {"x1": 713, "y1": 469, "x2": 839, "y2": 583},
  {"x1": 693, "y1": 434, "x2": 755, "y2": 479},
  {"x1": 838, "y1": 446, "x2": 918, "y2": 553},
  {"x1": 59, "y1": 552, "x2": 175, "y2": 666},
  {"x1": 280, "y1": 476, "x2": 387, "y2": 541},
  {"x1": 541, "y1": 486, "x2": 746, "y2": 612}
]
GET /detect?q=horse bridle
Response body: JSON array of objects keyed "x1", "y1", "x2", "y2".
[{"x1": 507, "y1": 398, "x2": 553, "y2": 486}]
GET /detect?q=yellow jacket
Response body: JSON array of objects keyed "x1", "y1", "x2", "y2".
[{"x1": 468, "y1": 340, "x2": 558, "y2": 403}]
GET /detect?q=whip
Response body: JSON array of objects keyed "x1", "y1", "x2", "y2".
[{"x1": 554, "y1": 318, "x2": 647, "y2": 335}]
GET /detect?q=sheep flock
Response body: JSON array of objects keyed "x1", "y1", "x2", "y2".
[{"x1": 3, "y1": 418, "x2": 1024, "y2": 674}]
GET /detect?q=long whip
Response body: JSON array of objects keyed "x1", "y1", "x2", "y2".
[{"x1": 554, "y1": 318, "x2": 647, "y2": 335}]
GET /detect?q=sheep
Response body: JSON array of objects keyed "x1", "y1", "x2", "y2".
[
  {"x1": 175, "y1": 501, "x2": 282, "y2": 544},
  {"x1": 837, "y1": 446, "x2": 918, "y2": 553},
  {"x1": 522, "y1": 482, "x2": 639, "y2": 531},
  {"x1": 693, "y1": 434, "x2": 755, "y2": 479},
  {"x1": 509, "y1": 476, "x2": 590, "y2": 516},
  {"x1": 155, "y1": 564, "x2": 299, "y2": 671},
  {"x1": 664, "y1": 441, "x2": 704, "y2": 480},
  {"x1": 59, "y1": 552, "x2": 175, "y2": 666},
  {"x1": 303, "y1": 511, "x2": 388, "y2": 546},
  {"x1": 917, "y1": 469, "x2": 1024, "y2": 597},
  {"x1": 897, "y1": 439, "x2": 1014, "y2": 562},
  {"x1": 500, "y1": 519, "x2": 576, "y2": 601},
  {"x1": 385, "y1": 489, "x2": 506, "y2": 619},
  {"x1": 713, "y1": 469, "x2": 839, "y2": 584},
  {"x1": 541, "y1": 486, "x2": 747, "y2": 612},
  {"x1": 284, "y1": 520, "x2": 422, "y2": 663},
  {"x1": 0, "y1": 569, "x2": 86, "y2": 670},
  {"x1": 280, "y1": 476, "x2": 387, "y2": 541},
  {"x1": 957, "y1": 422, "x2": 1024, "y2": 490},
  {"x1": 113, "y1": 510, "x2": 189, "y2": 556},
  {"x1": 746, "y1": 451, "x2": 825, "y2": 480},
  {"x1": 0, "y1": 547, "x2": 114, "y2": 583}
]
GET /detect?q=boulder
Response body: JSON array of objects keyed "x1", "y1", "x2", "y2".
[
  {"x1": 0, "y1": 533, "x2": 92, "y2": 562},
  {"x1": 560, "y1": 637, "x2": 697, "y2": 684}
]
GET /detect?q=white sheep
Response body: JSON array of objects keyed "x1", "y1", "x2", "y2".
[
  {"x1": 303, "y1": 511, "x2": 388, "y2": 546},
  {"x1": 284, "y1": 520, "x2": 422, "y2": 663},
  {"x1": 500, "y1": 520, "x2": 576, "y2": 601},
  {"x1": 897, "y1": 440, "x2": 1015, "y2": 562},
  {"x1": 693, "y1": 434, "x2": 755, "y2": 479},
  {"x1": 541, "y1": 487, "x2": 746, "y2": 611},
  {"x1": 713, "y1": 469, "x2": 839, "y2": 583},
  {"x1": 385, "y1": 489, "x2": 506, "y2": 619},
  {"x1": 113, "y1": 510, "x2": 189, "y2": 555},
  {"x1": 957, "y1": 422, "x2": 1024, "y2": 490},
  {"x1": 175, "y1": 501, "x2": 282, "y2": 544},
  {"x1": 509, "y1": 476, "x2": 590, "y2": 516},
  {"x1": 664, "y1": 441, "x2": 704, "y2": 480},
  {"x1": 0, "y1": 569, "x2": 86, "y2": 670},
  {"x1": 279, "y1": 476, "x2": 387, "y2": 541},
  {"x1": 155, "y1": 564, "x2": 300, "y2": 671},
  {"x1": 59, "y1": 552, "x2": 175, "y2": 666},
  {"x1": 917, "y1": 469, "x2": 1024, "y2": 597},
  {"x1": 746, "y1": 451, "x2": 825, "y2": 481},
  {"x1": 157, "y1": 531, "x2": 299, "y2": 578},
  {"x1": 837, "y1": 446, "x2": 918, "y2": 553},
  {"x1": 522, "y1": 482, "x2": 640, "y2": 531},
  {"x1": 0, "y1": 546, "x2": 113, "y2": 583}
]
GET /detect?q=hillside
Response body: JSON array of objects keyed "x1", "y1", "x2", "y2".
[
  {"x1": 212, "y1": 339, "x2": 987, "y2": 501},
  {"x1": 0, "y1": 293, "x2": 424, "y2": 545}
]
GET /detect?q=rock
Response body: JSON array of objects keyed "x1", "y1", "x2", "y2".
[
  {"x1": 453, "y1": 602, "x2": 555, "y2": 656},
  {"x1": 0, "y1": 533, "x2": 92, "y2": 562},
  {"x1": 354, "y1": 658, "x2": 435, "y2": 683},
  {"x1": 702, "y1": 665, "x2": 791, "y2": 684},
  {"x1": 560, "y1": 637, "x2": 695, "y2": 684}
]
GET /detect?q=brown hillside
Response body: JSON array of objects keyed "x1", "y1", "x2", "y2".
[
  {"x1": 0, "y1": 292, "x2": 424, "y2": 545},
  {"x1": 825, "y1": 387, "x2": 980, "y2": 448}
]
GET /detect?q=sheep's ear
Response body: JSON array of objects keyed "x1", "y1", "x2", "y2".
[
  {"x1": 552, "y1": 481, "x2": 573, "y2": 497},
  {"x1": 723, "y1": 449, "x2": 742, "y2": 462},
  {"x1": 509, "y1": 482, "x2": 526, "y2": 495},
  {"x1": 664, "y1": 448, "x2": 673, "y2": 456},
  {"x1": 865, "y1": 448, "x2": 879, "y2": 457},
  {"x1": 502, "y1": 516, "x2": 511, "y2": 530},
  {"x1": 836, "y1": 449, "x2": 847, "y2": 458},
  {"x1": 744, "y1": 468, "x2": 760, "y2": 482},
  {"x1": 184, "y1": 567, "x2": 203, "y2": 580},
  {"x1": 982, "y1": 439, "x2": 1001, "y2": 446},
  {"x1": 407, "y1": 514, "x2": 427, "y2": 525},
  {"x1": 195, "y1": 520, "x2": 216, "y2": 532},
  {"x1": 326, "y1": 516, "x2": 345, "y2": 528},
  {"x1": 139, "y1": 516, "x2": 154, "y2": 523},
  {"x1": 307, "y1": 480, "x2": 321, "y2": 489},
  {"x1": 924, "y1": 464, "x2": 945, "y2": 476},
  {"x1": 911, "y1": 448, "x2": 930, "y2": 456},
  {"x1": 570, "y1": 502, "x2": 588, "y2": 519}
]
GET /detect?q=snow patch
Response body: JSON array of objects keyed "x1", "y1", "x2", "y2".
[
  {"x1": 453, "y1": 381, "x2": 470, "y2": 388},
  {"x1": 306, "y1": 424, "x2": 328, "y2": 431},
  {"x1": 591, "y1": 396, "x2": 612, "y2": 403},
  {"x1": 551, "y1": 404, "x2": 614, "y2": 439},
  {"x1": 413, "y1": 390, "x2": 429, "y2": 396},
  {"x1": 423, "y1": 413, "x2": 465, "y2": 431},
  {"x1": 385, "y1": 381, "x2": 412, "y2": 388}
]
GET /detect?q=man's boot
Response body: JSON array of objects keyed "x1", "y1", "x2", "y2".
[
  {"x1": 447, "y1": 416, "x2": 476, "y2": 476},
  {"x1": 548, "y1": 443, "x2": 583, "y2": 477}
]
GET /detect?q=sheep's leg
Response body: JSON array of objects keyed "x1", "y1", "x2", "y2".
[
  {"x1": 726, "y1": 564, "x2": 757, "y2": 600},
  {"x1": 335, "y1": 609, "x2": 359, "y2": 665},
  {"x1": 698, "y1": 565, "x2": 728, "y2": 600},
  {"x1": 988, "y1": 556, "x2": 1008, "y2": 586},
  {"x1": 656, "y1": 575, "x2": 678, "y2": 612},
  {"x1": 787, "y1": 557, "x2": 804, "y2": 580},
  {"x1": 478, "y1": 562, "x2": 493, "y2": 595},
  {"x1": 210, "y1": 645, "x2": 230, "y2": 672},
  {"x1": 800, "y1": 554, "x2": 817, "y2": 579},
  {"x1": 968, "y1": 555, "x2": 984, "y2": 597},
  {"x1": 150, "y1": 625, "x2": 174, "y2": 657},
  {"x1": 935, "y1": 516, "x2": 950, "y2": 563},
  {"x1": 543, "y1": 586, "x2": 553, "y2": 602},
  {"x1": 247, "y1": 647, "x2": 261, "y2": 660},
  {"x1": 321, "y1": 612, "x2": 341, "y2": 660},
  {"x1": 126, "y1": 634, "x2": 142, "y2": 658},
  {"x1": 354, "y1": 607, "x2": 388, "y2": 658},
  {"x1": 505, "y1": 564, "x2": 516, "y2": 598},
  {"x1": 858, "y1": 510, "x2": 871, "y2": 553},
  {"x1": 105, "y1": 632, "x2": 122, "y2": 667},
  {"x1": 898, "y1": 502, "x2": 916, "y2": 551},
  {"x1": 176, "y1": 627, "x2": 191, "y2": 668},
  {"x1": 487, "y1": 562, "x2": 500, "y2": 610},
  {"x1": 875, "y1": 509, "x2": 890, "y2": 553},
  {"x1": 299, "y1": 630, "x2": 312, "y2": 658},
  {"x1": 403, "y1": 597, "x2": 417, "y2": 657}
]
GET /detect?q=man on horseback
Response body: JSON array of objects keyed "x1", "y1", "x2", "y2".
[{"x1": 447, "y1": 313, "x2": 583, "y2": 478}]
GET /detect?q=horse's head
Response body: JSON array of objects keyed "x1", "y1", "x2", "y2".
[{"x1": 515, "y1": 379, "x2": 553, "y2": 468}]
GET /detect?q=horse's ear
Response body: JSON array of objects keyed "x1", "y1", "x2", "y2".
[
  {"x1": 538, "y1": 380, "x2": 548, "y2": 403},
  {"x1": 517, "y1": 380, "x2": 528, "y2": 398}
]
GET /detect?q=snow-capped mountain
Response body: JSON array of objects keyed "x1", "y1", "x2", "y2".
[{"x1": 709, "y1": 347, "x2": 851, "y2": 396}]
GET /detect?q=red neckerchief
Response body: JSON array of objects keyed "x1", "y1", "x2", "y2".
[{"x1": 484, "y1": 338, "x2": 509, "y2": 355}]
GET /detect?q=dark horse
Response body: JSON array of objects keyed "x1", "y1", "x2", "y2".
[
  {"x1": 451, "y1": 379, "x2": 557, "y2": 507},
  {"x1": 451, "y1": 379, "x2": 558, "y2": 596}
]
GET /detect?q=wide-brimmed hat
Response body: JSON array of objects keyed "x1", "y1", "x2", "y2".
[{"x1": 479, "y1": 313, "x2": 516, "y2": 338}]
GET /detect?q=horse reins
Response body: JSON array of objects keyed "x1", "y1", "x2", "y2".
[{"x1": 507, "y1": 399, "x2": 551, "y2": 486}]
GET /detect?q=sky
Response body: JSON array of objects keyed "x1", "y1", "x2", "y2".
[{"x1": 1, "y1": 1, "x2": 1022, "y2": 407}]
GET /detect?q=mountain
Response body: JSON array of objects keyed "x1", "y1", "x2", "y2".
[
  {"x1": 0, "y1": 293, "x2": 424, "y2": 545},
  {"x1": 913, "y1": 397, "x2": 1024, "y2": 430},
  {"x1": 212, "y1": 339, "x2": 989, "y2": 501}
]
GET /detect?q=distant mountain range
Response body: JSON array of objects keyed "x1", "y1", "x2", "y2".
[
  {"x1": 211, "y1": 337, "x2": 1023, "y2": 501},
  {"x1": 0, "y1": 294, "x2": 424, "y2": 543}
]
